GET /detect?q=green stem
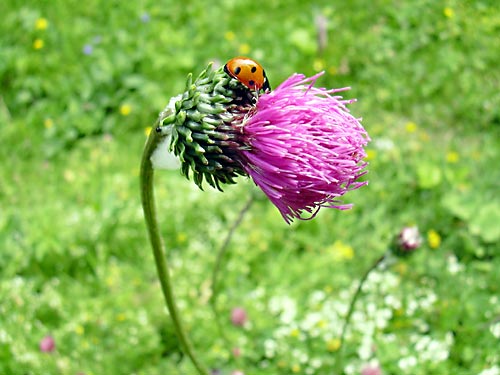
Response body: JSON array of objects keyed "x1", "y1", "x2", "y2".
[
  {"x1": 140, "y1": 124, "x2": 209, "y2": 375},
  {"x1": 209, "y1": 195, "x2": 254, "y2": 343},
  {"x1": 335, "y1": 252, "x2": 387, "y2": 374}
]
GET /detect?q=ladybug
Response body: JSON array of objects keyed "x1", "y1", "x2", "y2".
[{"x1": 224, "y1": 56, "x2": 271, "y2": 92}]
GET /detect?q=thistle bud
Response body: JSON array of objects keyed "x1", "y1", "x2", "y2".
[{"x1": 155, "y1": 64, "x2": 255, "y2": 190}]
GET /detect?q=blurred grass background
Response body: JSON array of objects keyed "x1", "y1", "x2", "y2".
[{"x1": 1, "y1": 0, "x2": 499, "y2": 374}]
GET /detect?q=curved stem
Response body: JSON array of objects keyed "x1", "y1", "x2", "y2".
[
  {"x1": 140, "y1": 124, "x2": 209, "y2": 375},
  {"x1": 335, "y1": 252, "x2": 387, "y2": 374},
  {"x1": 209, "y1": 195, "x2": 254, "y2": 343}
]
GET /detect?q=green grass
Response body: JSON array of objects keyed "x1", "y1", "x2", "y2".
[{"x1": 1, "y1": 0, "x2": 499, "y2": 374}]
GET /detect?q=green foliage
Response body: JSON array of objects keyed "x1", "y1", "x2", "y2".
[{"x1": 1, "y1": 0, "x2": 499, "y2": 374}]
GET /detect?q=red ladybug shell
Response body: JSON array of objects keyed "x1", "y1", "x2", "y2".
[{"x1": 224, "y1": 56, "x2": 271, "y2": 91}]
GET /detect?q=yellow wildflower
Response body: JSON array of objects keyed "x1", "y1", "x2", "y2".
[
  {"x1": 33, "y1": 38, "x2": 44, "y2": 50},
  {"x1": 224, "y1": 31, "x2": 235, "y2": 41},
  {"x1": 75, "y1": 324, "x2": 85, "y2": 335},
  {"x1": 365, "y1": 149, "x2": 377, "y2": 161},
  {"x1": 471, "y1": 150, "x2": 481, "y2": 161},
  {"x1": 394, "y1": 308, "x2": 405, "y2": 317},
  {"x1": 444, "y1": 7, "x2": 454, "y2": 18},
  {"x1": 328, "y1": 66, "x2": 337, "y2": 76},
  {"x1": 327, "y1": 338, "x2": 341, "y2": 352},
  {"x1": 313, "y1": 58, "x2": 325, "y2": 71},
  {"x1": 290, "y1": 328, "x2": 300, "y2": 338},
  {"x1": 116, "y1": 313, "x2": 126, "y2": 322},
  {"x1": 44, "y1": 118, "x2": 54, "y2": 129},
  {"x1": 35, "y1": 18, "x2": 49, "y2": 30},
  {"x1": 106, "y1": 275, "x2": 115, "y2": 287},
  {"x1": 316, "y1": 319, "x2": 328, "y2": 329},
  {"x1": 291, "y1": 364, "x2": 301, "y2": 373},
  {"x1": 63, "y1": 170, "x2": 76, "y2": 182},
  {"x1": 446, "y1": 151, "x2": 459, "y2": 163},
  {"x1": 176, "y1": 232, "x2": 187, "y2": 244},
  {"x1": 238, "y1": 43, "x2": 250, "y2": 55},
  {"x1": 427, "y1": 229, "x2": 441, "y2": 249},
  {"x1": 395, "y1": 262, "x2": 408, "y2": 275},
  {"x1": 119, "y1": 104, "x2": 132, "y2": 116},
  {"x1": 419, "y1": 130, "x2": 430, "y2": 142},
  {"x1": 405, "y1": 121, "x2": 417, "y2": 133},
  {"x1": 144, "y1": 126, "x2": 152, "y2": 136},
  {"x1": 331, "y1": 240, "x2": 354, "y2": 260}
]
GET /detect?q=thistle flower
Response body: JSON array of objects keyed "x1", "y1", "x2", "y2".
[
  {"x1": 238, "y1": 73, "x2": 369, "y2": 223},
  {"x1": 153, "y1": 62, "x2": 369, "y2": 223}
]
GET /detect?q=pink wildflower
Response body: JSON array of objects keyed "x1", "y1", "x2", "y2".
[
  {"x1": 238, "y1": 73, "x2": 370, "y2": 223},
  {"x1": 230, "y1": 307, "x2": 248, "y2": 326},
  {"x1": 232, "y1": 347, "x2": 242, "y2": 357},
  {"x1": 39, "y1": 335, "x2": 55, "y2": 353},
  {"x1": 361, "y1": 364, "x2": 382, "y2": 375}
]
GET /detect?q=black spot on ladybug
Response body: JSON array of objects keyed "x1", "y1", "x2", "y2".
[
  {"x1": 234, "y1": 66, "x2": 241, "y2": 75},
  {"x1": 248, "y1": 80, "x2": 255, "y2": 87},
  {"x1": 251, "y1": 66, "x2": 257, "y2": 73}
]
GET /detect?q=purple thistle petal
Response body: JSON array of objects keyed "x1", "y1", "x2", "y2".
[{"x1": 238, "y1": 73, "x2": 370, "y2": 223}]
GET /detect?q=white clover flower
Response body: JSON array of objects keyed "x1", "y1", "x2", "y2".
[
  {"x1": 398, "y1": 355, "x2": 417, "y2": 371},
  {"x1": 447, "y1": 254, "x2": 464, "y2": 275},
  {"x1": 309, "y1": 290, "x2": 327, "y2": 305},
  {"x1": 416, "y1": 320, "x2": 430, "y2": 333},
  {"x1": 383, "y1": 333, "x2": 396, "y2": 342},
  {"x1": 0, "y1": 329, "x2": 11, "y2": 343},
  {"x1": 478, "y1": 366, "x2": 500, "y2": 375},
  {"x1": 344, "y1": 363, "x2": 356, "y2": 375},
  {"x1": 273, "y1": 326, "x2": 291, "y2": 339},
  {"x1": 248, "y1": 287, "x2": 265, "y2": 299},
  {"x1": 415, "y1": 335, "x2": 431, "y2": 352},
  {"x1": 292, "y1": 348, "x2": 309, "y2": 363},
  {"x1": 355, "y1": 319, "x2": 376, "y2": 337},
  {"x1": 358, "y1": 335, "x2": 374, "y2": 360},
  {"x1": 310, "y1": 358, "x2": 323, "y2": 368},
  {"x1": 301, "y1": 311, "x2": 323, "y2": 335},
  {"x1": 407, "y1": 299, "x2": 419, "y2": 315},
  {"x1": 268, "y1": 295, "x2": 297, "y2": 324},
  {"x1": 419, "y1": 291, "x2": 438, "y2": 310},
  {"x1": 490, "y1": 322, "x2": 500, "y2": 339},
  {"x1": 376, "y1": 308, "x2": 392, "y2": 328},
  {"x1": 264, "y1": 338, "x2": 277, "y2": 358},
  {"x1": 413, "y1": 334, "x2": 451, "y2": 363},
  {"x1": 384, "y1": 294, "x2": 402, "y2": 310},
  {"x1": 373, "y1": 137, "x2": 395, "y2": 151}
]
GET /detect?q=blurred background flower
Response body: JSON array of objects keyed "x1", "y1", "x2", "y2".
[
  {"x1": 396, "y1": 226, "x2": 422, "y2": 254},
  {"x1": 230, "y1": 307, "x2": 248, "y2": 327},
  {"x1": 39, "y1": 335, "x2": 55, "y2": 353}
]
